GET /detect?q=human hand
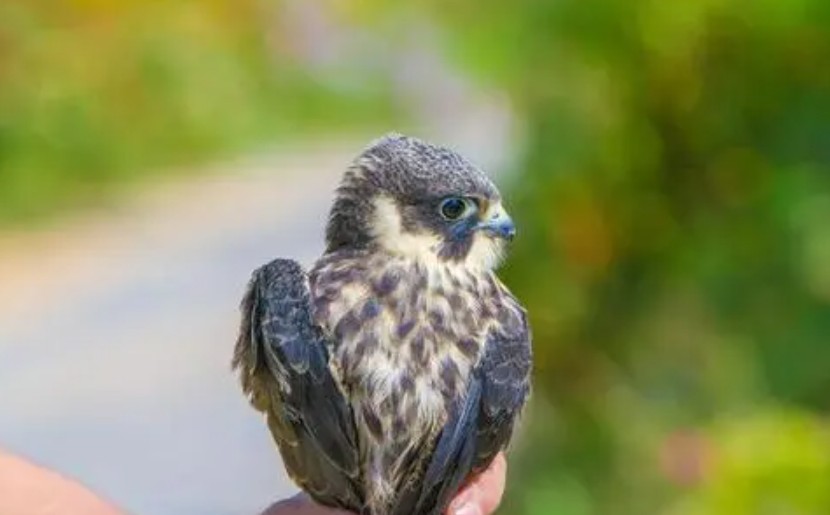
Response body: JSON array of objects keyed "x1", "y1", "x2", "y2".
[
  {"x1": 262, "y1": 452, "x2": 507, "y2": 515},
  {"x1": 0, "y1": 449, "x2": 123, "y2": 515},
  {"x1": 446, "y1": 453, "x2": 507, "y2": 515}
]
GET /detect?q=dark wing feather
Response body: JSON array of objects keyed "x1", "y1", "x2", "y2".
[
  {"x1": 393, "y1": 299, "x2": 532, "y2": 515},
  {"x1": 471, "y1": 307, "x2": 532, "y2": 474},
  {"x1": 232, "y1": 258, "x2": 363, "y2": 511}
]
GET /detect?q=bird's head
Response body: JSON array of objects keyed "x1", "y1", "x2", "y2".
[{"x1": 325, "y1": 133, "x2": 515, "y2": 271}]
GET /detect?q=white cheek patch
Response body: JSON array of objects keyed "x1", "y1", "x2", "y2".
[
  {"x1": 466, "y1": 232, "x2": 506, "y2": 271},
  {"x1": 371, "y1": 196, "x2": 441, "y2": 262}
]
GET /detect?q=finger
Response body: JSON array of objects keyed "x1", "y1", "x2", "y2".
[
  {"x1": 447, "y1": 453, "x2": 508, "y2": 515},
  {"x1": 472, "y1": 453, "x2": 508, "y2": 514},
  {"x1": 0, "y1": 450, "x2": 124, "y2": 515}
]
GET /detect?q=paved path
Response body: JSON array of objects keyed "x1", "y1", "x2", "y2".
[{"x1": 0, "y1": 103, "x2": 514, "y2": 514}]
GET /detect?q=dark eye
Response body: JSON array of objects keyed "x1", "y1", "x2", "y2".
[{"x1": 439, "y1": 197, "x2": 472, "y2": 220}]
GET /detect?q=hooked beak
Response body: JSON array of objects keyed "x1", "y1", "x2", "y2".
[{"x1": 478, "y1": 202, "x2": 516, "y2": 241}]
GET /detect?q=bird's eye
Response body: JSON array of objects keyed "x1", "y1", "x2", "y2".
[{"x1": 439, "y1": 197, "x2": 472, "y2": 220}]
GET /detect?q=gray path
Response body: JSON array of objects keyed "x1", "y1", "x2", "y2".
[{"x1": 0, "y1": 107, "x2": 514, "y2": 514}]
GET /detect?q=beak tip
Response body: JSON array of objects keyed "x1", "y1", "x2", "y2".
[{"x1": 485, "y1": 219, "x2": 516, "y2": 241}]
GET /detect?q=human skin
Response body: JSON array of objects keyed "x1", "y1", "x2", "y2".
[
  {"x1": 263, "y1": 453, "x2": 508, "y2": 515},
  {"x1": 0, "y1": 449, "x2": 123, "y2": 515},
  {"x1": 0, "y1": 449, "x2": 506, "y2": 515}
]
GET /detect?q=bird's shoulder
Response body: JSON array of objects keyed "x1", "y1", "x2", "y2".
[
  {"x1": 488, "y1": 275, "x2": 530, "y2": 343},
  {"x1": 308, "y1": 248, "x2": 373, "y2": 288},
  {"x1": 232, "y1": 258, "x2": 311, "y2": 380},
  {"x1": 306, "y1": 249, "x2": 376, "y2": 328}
]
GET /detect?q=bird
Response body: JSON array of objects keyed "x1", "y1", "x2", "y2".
[{"x1": 232, "y1": 133, "x2": 532, "y2": 515}]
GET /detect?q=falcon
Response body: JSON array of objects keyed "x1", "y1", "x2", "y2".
[{"x1": 232, "y1": 134, "x2": 532, "y2": 515}]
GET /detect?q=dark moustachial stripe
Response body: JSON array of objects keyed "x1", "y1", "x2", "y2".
[{"x1": 437, "y1": 238, "x2": 474, "y2": 263}]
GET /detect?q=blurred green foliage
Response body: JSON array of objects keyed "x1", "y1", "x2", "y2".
[
  {"x1": 381, "y1": 0, "x2": 830, "y2": 513},
  {"x1": 0, "y1": 0, "x2": 397, "y2": 225}
]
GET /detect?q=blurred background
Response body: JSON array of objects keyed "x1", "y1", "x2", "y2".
[{"x1": 1, "y1": 1, "x2": 829, "y2": 514}]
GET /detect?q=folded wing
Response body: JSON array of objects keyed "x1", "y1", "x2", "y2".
[
  {"x1": 232, "y1": 259, "x2": 363, "y2": 511},
  {"x1": 393, "y1": 299, "x2": 532, "y2": 515}
]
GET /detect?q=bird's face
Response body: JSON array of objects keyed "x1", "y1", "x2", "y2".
[
  {"x1": 433, "y1": 195, "x2": 516, "y2": 243},
  {"x1": 325, "y1": 134, "x2": 515, "y2": 271},
  {"x1": 370, "y1": 191, "x2": 515, "y2": 271}
]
